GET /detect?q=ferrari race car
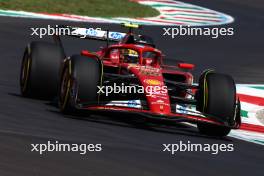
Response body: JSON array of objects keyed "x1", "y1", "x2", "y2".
[{"x1": 20, "y1": 23, "x2": 241, "y2": 137}]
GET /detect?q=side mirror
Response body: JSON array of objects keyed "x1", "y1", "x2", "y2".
[
  {"x1": 178, "y1": 63, "x2": 195, "y2": 69},
  {"x1": 81, "y1": 50, "x2": 91, "y2": 56}
]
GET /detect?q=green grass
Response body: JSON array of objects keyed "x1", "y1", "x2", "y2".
[{"x1": 0, "y1": 0, "x2": 159, "y2": 18}]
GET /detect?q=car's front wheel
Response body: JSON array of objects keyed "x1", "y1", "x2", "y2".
[
  {"x1": 59, "y1": 55, "x2": 102, "y2": 114},
  {"x1": 196, "y1": 70, "x2": 239, "y2": 137}
]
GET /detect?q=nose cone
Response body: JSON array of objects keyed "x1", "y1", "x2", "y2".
[
  {"x1": 142, "y1": 79, "x2": 171, "y2": 115},
  {"x1": 129, "y1": 66, "x2": 171, "y2": 115}
]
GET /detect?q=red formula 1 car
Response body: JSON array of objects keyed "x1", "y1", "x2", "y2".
[{"x1": 20, "y1": 23, "x2": 241, "y2": 137}]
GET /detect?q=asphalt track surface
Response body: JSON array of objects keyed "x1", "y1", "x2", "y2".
[{"x1": 0, "y1": 0, "x2": 263, "y2": 176}]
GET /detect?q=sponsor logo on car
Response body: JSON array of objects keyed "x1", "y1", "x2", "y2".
[
  {"x1": 85, "y1": 28, "x2": 98, "y2": 36},
  {"x1": 106, "y1": 100, "x2": 141, "y2": 108},
  {"x1": 151, "y1": 100, "x2": 169, "y2": 106},
  {"x1": 128, "y1": 100, "x2": 141, "y2": 108},
  {"x1": 176, "y1": 104, "x2": 188, "y2": 114},
  {"x1": 109, "y1": 32, "x2": 125, "y2": 40},
  {"x1": 140, "y1": 68, "x2": 161, "y2": 76},
  {"x1": 144, "y1": 79, "x2": 161, "y2": 86},
  {"x1": 176, "y1": 105, "x2": 205, "y2": 117}
]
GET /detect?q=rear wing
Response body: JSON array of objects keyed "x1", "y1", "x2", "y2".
[
  {"x1": 54, "y1": 25, "x2": 127, "y2": 42},
  {"x1": 52, "y1": 25, "x2": 128, "y2": 56},
  {"x1": 52, "y1": 23, "x2": 141, "y2": 56}
]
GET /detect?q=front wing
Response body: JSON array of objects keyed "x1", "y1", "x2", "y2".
[{"x1": 76, "y1": 104, "x2": 239, "y2": 129}]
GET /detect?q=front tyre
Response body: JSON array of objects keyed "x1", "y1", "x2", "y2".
[
  {"x1": 196, "y1": 70, "x2": 238, "y2": 137},
  {"x1": 59, "y1": 55, "x2": 102, "y2": 114}
]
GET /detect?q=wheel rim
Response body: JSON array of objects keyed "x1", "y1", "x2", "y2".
[{"x1": 60, "y1": 67, "x2": 71, "y2": 110}]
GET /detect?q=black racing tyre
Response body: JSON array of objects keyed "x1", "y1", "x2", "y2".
[
  {"x1": 196, "y1": 70, "x2": 237, "y2": 137},
  {"x1": 20, "y1": 41, "x2": 64, "y2": 99},
  {"x1": 59, "y1": 55, "x2": 102, "y2": 114}
]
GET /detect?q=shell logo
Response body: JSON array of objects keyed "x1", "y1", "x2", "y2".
[{"x1": 144, "y1": 79, "x2": 161, "y2": 86}]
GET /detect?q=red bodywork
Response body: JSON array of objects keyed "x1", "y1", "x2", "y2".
[{"x1": 79, "y1": 40, "x2": 229, "y2": 127}]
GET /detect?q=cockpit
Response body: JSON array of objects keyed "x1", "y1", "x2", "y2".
[{"x1": 142, "y1": 51, "x2": 159, "y2": 67}]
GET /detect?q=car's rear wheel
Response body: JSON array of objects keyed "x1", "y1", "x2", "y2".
[
  {"x1": 59, "y1": 55, "x2": 102, "y2": 114},
  {"x1": 20, "y1": 41, "x2": 64, "y2": 99},
  {"x1": 196, "y1": 70, "x2": 238, "y2": 137}
]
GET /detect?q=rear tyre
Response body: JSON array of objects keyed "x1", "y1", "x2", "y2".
[
  {"x1": 20, "y1": 41, "x2": 64, "y2": 99},
  {"x1": 59, "y1": 55, "x2": 102, "y2": 114},
  {"x1": 196, "y1": 70, "x2": 237, "y2": 137}
]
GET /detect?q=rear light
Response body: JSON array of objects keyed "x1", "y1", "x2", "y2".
[{"x1": 178, "y1": 63, "x2": 195, "y2": 69}]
